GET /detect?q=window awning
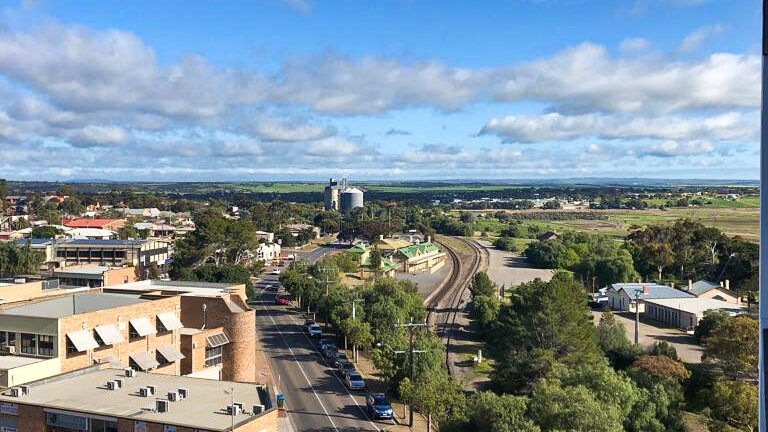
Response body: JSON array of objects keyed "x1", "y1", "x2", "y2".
[
  {"x1": 94, "y1": 324, "x2": 124, "y2": 346},
  {"x1": 206, "y1": 332, "x2": 230, "y2": 348},
  {"x1": 129, "y1": 318, "x2": 156, "y2": 337},
  {"x1": 156, "y1": 345, "x2": 185, "y2": 363},
  {"x1": 129, "y1": 351, "x2": 159, "y2": 371},
  {"x1": 66, "y1": 329, "x2": 99, "y2": 352},
  {"x1": 156, "y1": 312, "x2": 184, "y2": 332}
]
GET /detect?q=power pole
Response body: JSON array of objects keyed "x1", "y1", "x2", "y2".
[
  {"x1": 395, "y1": 318, "x2": 427, "y2": 427},
  {"x1": 350, "y1": 299, "x2": 363, "y2": 362}
]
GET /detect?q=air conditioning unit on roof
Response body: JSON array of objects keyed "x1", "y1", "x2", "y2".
[{"x1": 156, "y1": 399, "x2": 169, "y2": 413}]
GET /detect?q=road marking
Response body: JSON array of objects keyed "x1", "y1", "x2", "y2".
[
  {"x1": 285, "y1": 314, "x2": 388, "y2": 430},
  {"x1": 259, "y1": 290, "x2": 339, "y2": 432}
]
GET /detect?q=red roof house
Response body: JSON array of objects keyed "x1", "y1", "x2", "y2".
[{"x1": 63, "y1": 218, "x2": 126, "y2": 230}]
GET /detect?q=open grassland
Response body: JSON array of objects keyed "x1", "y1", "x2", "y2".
[{"x1": 527, "y1": 208, "x2": 759, "y2": 241}]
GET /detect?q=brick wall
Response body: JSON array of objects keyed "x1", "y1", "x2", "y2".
[
  {"x1": 180, "y1": 327, "x2": 221, "y2": 375},
  {"x1": 103, "y1": 267, "x2": 138, "y2": 286},
  {"x1": 58, "y1": 296, "x2": 182, "y2": 375}
]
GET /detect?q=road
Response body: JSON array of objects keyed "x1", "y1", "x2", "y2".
[
  {"x1": 253, "y1": 274, "x2": 391, "y2": 432},
  {"x1": 286, "y1": 244, "x2": 338, "y2": 263}
]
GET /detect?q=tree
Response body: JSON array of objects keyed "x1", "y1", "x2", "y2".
[
  {"x1": 490, "y1": 273, "x2": 602, "y2": 394},
  {"x1": 471, "y1": 294, "x2": 500, "y2": 330},
  {"x1": 627, "y1": 355, "x2": 690, "y2": 390},
  {"x1": 528, "y1": 377, "x2": 624, "y2": 432},
  {"x1": 466, "y1": 391, "x2": 540, "y2": 432},
  {"x1": 694, "y1": 309, "x2": 732, "y2": 343},
  {"x1": 649, "y1": 341, "x2": 678, "y2": 360},
  {"x1": 59, "y1": 197, "x2": 85, "y2": 216},
  {"x1": 30, "y1": 225, "x2": 63, "y2": 238},
  {"x1": 704, "y1": 380, "x2": 758, "y2": 432},
  {"x1": 469, "y1": 271, "x2": 496, "y2": 298},
  {"x1": 399, "y1": 369, "x2": 466, "y2": 432},
  {"x1": 339, "y1": 318, "x2": 373, "y2": 362},
  {"x1": 703, "y1": 315, "x2": 758, "y2": 378},
  {"x1": 596, "y1": 310, "x2": 642, "y2": 369}
]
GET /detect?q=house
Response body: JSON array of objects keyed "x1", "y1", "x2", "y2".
[
  {"x1": 395, "y1": 239, "x2": 447, "y2": 274},
  {"x1": 644, "y1": 297, "x2": 746, "y2": 331},
  {"x1": 64, "y1": 228, "x2": 117, "y2": 240},
  {"x1": 64, "y1": 218, "x2": 126, "y2": 230},
  {"x1": 256, "y1": 230, "x2": 275, "y2": 243},
  {"x1": 122, "y1": 207, "x2": 161, "y2": 218},
  {"x1": 348, "y1": 243, "x2": 370, "y2": 265},
  {"x1": 538, "y1": 231, "x2": 559, "y2": 242},
  {"x1": 133, "y1": 222, "x2": 177, "y2": 238},
  {"x1": 373, "y1": 235, "x2": 412, "y2": 252},
  {"x1": 286, "y1": 223, "x2": 321, "y2": 239},
  {"x1": 255, "y1": 243, "x2": 281, "y2": 264},
  {"x1": 686, "y1": 279, "x2": 740, "y2": 304},
  {"x1": 606, "y1": 282, "x2": 695, "y2": 312}
]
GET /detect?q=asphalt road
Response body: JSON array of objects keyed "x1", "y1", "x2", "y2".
[{"x1": 253, "y1": 274, "x2": 392, "y2": 432}]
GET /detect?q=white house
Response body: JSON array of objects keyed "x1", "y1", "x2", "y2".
[
  {"x1": 606, "y1": 283, "x2": 694, "y2": 312},
  {"x1": 255, "y1": 243, "x2": 281, "y2": 264}
]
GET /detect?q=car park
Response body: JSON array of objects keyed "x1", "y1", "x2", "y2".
[
  {"x1": 307, "y1": 324, "x2": 323, "y2": 338},
  {"x1": 365, "y1": 393, "x2": 393, "y2": 419},
  {"x1": 344, "y1": 371, "x2": 366, "y2": 391}
]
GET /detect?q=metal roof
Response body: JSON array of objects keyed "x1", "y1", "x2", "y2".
[
  {"x1": 645, "y1": 297, "x2": 746, "y2": 317},
  {"x1": 1, "y1": 293, "x2": 148, "y2": 318},
  {"x1": 610, "y1": 283, "x2": 695, "y2": 300},
  {"x1": 690, "y1": 280, "x2": 722, "y2": 295}
]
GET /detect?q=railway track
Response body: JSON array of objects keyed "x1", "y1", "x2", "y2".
[{"x1": 426, "y1": 236, "x2": 487, "y2": 373}]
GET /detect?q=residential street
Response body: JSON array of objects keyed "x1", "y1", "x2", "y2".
[{"x1": 253, "y1": 274, "x2": 392, "y2": 432}]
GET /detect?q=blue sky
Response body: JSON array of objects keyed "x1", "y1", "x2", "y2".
[{"x1": 0, "y1": 0, "x2": 760, "y2": 181}]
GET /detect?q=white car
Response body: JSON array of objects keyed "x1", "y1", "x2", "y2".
[{"x1": 307, "y1": 324, "x2": 322, "y2": 338}]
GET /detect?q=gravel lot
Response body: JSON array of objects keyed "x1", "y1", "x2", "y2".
[{"x1": 477, "y1": 239, "x2": 554, "y2": 287}]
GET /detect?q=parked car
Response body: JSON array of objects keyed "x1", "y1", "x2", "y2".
[
  {"x1": 366, "y1": 393, "x2": 394, "y2": 419},
  {"x1": 307, "y1": 324, "x2": 323, "y2": 338},
  {"x1": 337, "y1": 361, "x2": 356, "y2": 376},
  {"x1": 265, "y1": 284, "x2": 278, "y2": 291},
  {"x1": 331, "y1": 352, "x2": 349, "y2": 368},
  {"x1": 304, "y1": 319, "x2": 316, "y2": 327},
  {"x1": 322, "y1": 344, "x2": 338, "y2": 358},
  {"x1": 275, "y1": 295, "x2": 290, "y2": 306},
  {"x1": 344, "y1": 371, "x2": 366, "y2": 391},
  {"x1": 318, "y1": 338, "x2": 335, "y2": 350}
]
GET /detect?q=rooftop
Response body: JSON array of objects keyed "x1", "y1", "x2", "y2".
[
  {"x1": 63, "y1": 218, "x2": 124, "y2": 228},
  {"x1": 0, "y1": 355, "x2": 45, "y2": 370},
  {"x1": 690, "y1": 280, "x2": 724, "y2": 295},
  {"x1": 0, "y1": 368, "x2": 272, "y2": 431},
  {"x1": 610, "y1": 283, "x2": 695, "y2": 300},
  {"x1": 1, "y1": 293, "x2": 148, "y2": 318},
  {"x1": 397, "y1": 241, "x2": 440, "y2": 259},
  {"x1": 53, "y1": 266, "x2": 117, "y2": 276},
  {"x1": 106, "y1": 280, "x2": 240, "y2": 298},
  {"x1": 645, "y1": 297, "x2": 747, "y2": 316}
]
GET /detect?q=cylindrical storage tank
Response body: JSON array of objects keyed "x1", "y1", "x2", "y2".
[
  {"x1": 223, "y1": 308, "x2": 257, "y2": 382},
  {"x1": 340, "y1": 188, "x2": 364, "y2": 212}
]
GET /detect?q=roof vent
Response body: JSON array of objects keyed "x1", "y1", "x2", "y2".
[{"x1": 156, "y1": 399, "x2": 169, "y2": 413}]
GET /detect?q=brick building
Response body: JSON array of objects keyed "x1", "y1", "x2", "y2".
[
  {"x1": 0, "y1": 280, "x2": 260, "y2": 387},
  {"x1": 52, "y1": 265, "x2": 137, "y2": 288},
  {"x1": 0, "y1": 366, "x2": 277, "y2": 432},
  {"x1": 54, "y1": 239, "x2": 170, "y2": 272}
]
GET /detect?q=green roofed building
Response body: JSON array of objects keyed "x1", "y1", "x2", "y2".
[{"x1": 395, "y1": 239, "x2": 447, "y2": 274}]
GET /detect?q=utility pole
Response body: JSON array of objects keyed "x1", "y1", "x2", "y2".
[
  {"x1": 394, "y1": 318, "x2": 427, "y2": 427},
  {"x1": 759, "y1": 2, "x2": 767, "y2": 429},
  {"x1": 346, "y1": 299, "x2": 364, "y2": 360},
  {"x1": 634, "y1": 290, "x2": 640, "y2": 346}
]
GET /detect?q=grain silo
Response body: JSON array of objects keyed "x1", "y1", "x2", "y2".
[{"x1": 340, "y1": 187, "x2": 364, "y2": 212}]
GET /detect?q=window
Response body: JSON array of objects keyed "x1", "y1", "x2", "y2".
[
  {"x1": 38, "y1": 335, "x2": 54, "y2": 357},
  {"x1": 7, "y1": 332, "x2": 15, "y2": 347},
  {"x1": 46, "y1": 412, "x2": 88, "y2": 430},
  {"x1": 66, "y1": 337, "x2": 79, "y2": 355},
  {"x1": 0, "y1": 331, "x2": 5, "y2": 346},
  {"x1": 20, "y1": 333, "x2": 36, "y2": 355},
  {"x1": 91, "y1": 418, "x2": 118, "y2": 432},
  {"x1": 205, "y1": 346, "x2": 223, "y2": 367},
  {"x1": 157, "y1": 351, "x2": 169, "y2": 366},
  {"x1": 156, "y1": 317, "x2": 169, "y2": 334},
  {"x1": 129, "y1": 324, "x2": 141, "y2": 341}
]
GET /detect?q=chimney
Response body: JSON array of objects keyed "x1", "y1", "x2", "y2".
[
  {"x1": 688, "y1": 280, "x2": 692, "y2": 291},
  {"x1": 642, "y1": 285, "x2": 649, "y2": 295},
  {"x1": 725, "y1": 279, "x2": 730, "y2": 290}
]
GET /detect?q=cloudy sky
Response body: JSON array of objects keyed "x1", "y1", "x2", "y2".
[{"x1": 0, "y1": 0, "x2": 760, "y2": 181}]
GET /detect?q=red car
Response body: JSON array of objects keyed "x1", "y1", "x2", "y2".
[{"x1": 275, "y1": 295, "x2": 290, "y2": 306}]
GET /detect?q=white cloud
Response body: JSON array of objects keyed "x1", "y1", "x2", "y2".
[
  {"x1": 677, "y1": 25, "x2": 724, "y2": 53},
  {"x1": 250, "y1": 114, "x2": 336, "y2": 141},
  {"x1": 633, "y1": 140, "x2": 715, "y2": 157},
  {"x1": 480, "y1": 111, "x2": 757, "y2": 142},
  {"x1": 65, "y1": 125, "x2": 129, "y2": 147},
  {"x1": 620, "y1": 37, "x2": 651, "y2": 53}
]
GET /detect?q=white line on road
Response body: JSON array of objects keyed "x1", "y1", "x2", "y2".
[
  {"x1": 259, "y1": 290, "x2": 339, "y2": 432},
  {"x1": 285, "y1": 313, "x2": 387, "y2": 431}
]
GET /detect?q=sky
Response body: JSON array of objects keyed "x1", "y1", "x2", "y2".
[{"x1": 0, "y1": 0, "x2": 761, "y2": 181}]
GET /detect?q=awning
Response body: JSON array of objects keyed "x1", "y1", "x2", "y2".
[
  {"x1": 95, "y1": 355, "x2": 125, "y2": 368},
  {"x1": 206, "y1": 332, "x2": 230, "y2": 348},
  {"x1": 129, "y1": 318, "x2": 156, "y2": 337},
  {"x1": 156, "y1": 312, "x2": 184, "y2": 332},
  {"x1": 129, "y1": 351, "x2": 160, "y2": 371},
  {"x1": 66, "y1": 330, "x2": 99, "y2": 352},
  {"x1": 94, "y1": 324, "x2": 124, "y2": 346},
  {"x1": 156, "y1": 345, "x2": 185, "y2": 363}
]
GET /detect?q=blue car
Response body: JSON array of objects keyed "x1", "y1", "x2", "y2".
[{"x1": 366, "y1": 393, "x2": 393, "y2": 419}]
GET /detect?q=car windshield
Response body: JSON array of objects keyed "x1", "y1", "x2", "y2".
[
  {"x1": 310, "y1": 325, "x2": 320, "y2": 330},
  {"x1": 373, "y1": 395, "x2": 388, "y2": 405},
  {"x1": 349, "y1": 374, "x2": 362, "y2": 381}
]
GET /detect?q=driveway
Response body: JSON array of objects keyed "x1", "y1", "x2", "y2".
[{"x1": 591, "y1": 310, "x2": 704, "y2": 363}]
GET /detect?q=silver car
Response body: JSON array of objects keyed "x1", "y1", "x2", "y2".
[{"x1": 344, "y1": 371, "x2": 366, "y2": 391}]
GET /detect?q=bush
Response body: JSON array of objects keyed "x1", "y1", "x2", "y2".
[{"x1": 493, "y1": 236, "x2": 518, "y2": 252}]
